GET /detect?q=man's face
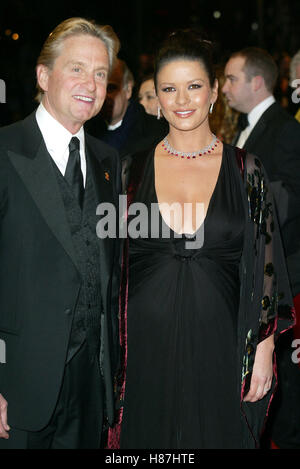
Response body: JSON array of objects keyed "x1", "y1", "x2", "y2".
[
  {"x1": 222, "y1": 56, "x2": 253, "y2": 113},
  {"x1": 101, "y1": 61, "x2": 132, "y2": 125},
  {"x1": 37, "y1": 34, "x2": 109, "y2": 134}
]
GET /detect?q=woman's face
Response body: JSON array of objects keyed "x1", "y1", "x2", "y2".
[
  {"x1": 138, "y1": 78, "x2": 158, "y2": 116},
  {"x1": 156, "y1": 59, "x2": 218, "y2": 132}
]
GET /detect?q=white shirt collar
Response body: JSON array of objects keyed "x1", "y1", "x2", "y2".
[
  {"x1": 35, "y1": 103, "x2": 86, "y2": 184},
  {"x1": 247, "y1": 95, "x2": 276, "y2": 129},
  {"x1": 36, "y1": 102, "x2": 85, "y2": 154},
  {"x1": 108, "y1": 119, "x2": 123, "y2": 131}
]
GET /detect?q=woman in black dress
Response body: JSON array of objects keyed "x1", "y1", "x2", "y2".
[{"x1": 108, "y1": 30, "x2": 294, "y2": 449}]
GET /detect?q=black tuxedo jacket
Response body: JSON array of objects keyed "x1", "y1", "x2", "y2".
[
  {"x1": 240, "y1": 102, "x2": 300, "y2": 296},
  {"x1": 0, "y1": 112, "x2": 121, "y2": 431}
]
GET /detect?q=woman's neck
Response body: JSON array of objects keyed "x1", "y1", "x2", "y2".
[{"x1": 167, "y1": 121, "x2": 215, "y2": 153}]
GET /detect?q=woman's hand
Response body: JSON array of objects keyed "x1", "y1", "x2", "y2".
[
  {"x1": 243, "y1": 334, "x2": 274, "y2": 402},
  {"x1": 0, "y1": 394, "x2": 9, "y2": 439}
]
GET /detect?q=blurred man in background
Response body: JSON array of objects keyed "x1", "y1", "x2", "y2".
[{"x1": 86, "y1": 58, "x2": 167, "y2": 159}]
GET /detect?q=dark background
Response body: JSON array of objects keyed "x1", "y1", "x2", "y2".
[{"x1": 1, "y1": 0, "x2": 300, "y2": 124}]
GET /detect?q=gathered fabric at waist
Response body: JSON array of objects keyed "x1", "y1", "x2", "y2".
[{"x1": 129, "y1": 229, "x2": 244, "y2": 266}]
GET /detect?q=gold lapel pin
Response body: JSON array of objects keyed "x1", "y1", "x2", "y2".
[{"x1": 104, "y1": 171, "x2": 110, "y2": 181}]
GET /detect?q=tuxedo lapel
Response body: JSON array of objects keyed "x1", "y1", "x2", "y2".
[
  {"x1": 243, "y1": 117, "x2": 267, "y2": 151},
  {"x1": 243, "y1": 102, "x2": 277, "y2": 152},
  {"x1": 7, "y1": 115, "x2": 80, "y2": 272},
  {"x1": 85, "y1": 138, "x2": 116, "y2": 312},
  {"x1": 86, "y1": 139, "x2": 115, "y2": 208}
]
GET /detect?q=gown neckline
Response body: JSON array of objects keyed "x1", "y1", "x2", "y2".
[{"x1": 152, "y1": 145, "x2": 225, "y2": 237}]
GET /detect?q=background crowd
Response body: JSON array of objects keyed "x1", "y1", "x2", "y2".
[{"x1": 1, "y1": 0, "x2": 300, "y2": 127}]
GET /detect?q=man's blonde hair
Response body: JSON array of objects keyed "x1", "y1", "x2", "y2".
[{"x1": 35, "y1": 17, "x2": 120, "y2": 102}]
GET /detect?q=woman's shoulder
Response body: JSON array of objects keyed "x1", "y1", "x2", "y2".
[
  {"x1": 121, "y1": 145, "x2": 156, "y2": 192},
  {"x1": 122, "y1": 145, "x2": 156, "y2": 172},
  {"x1": 223, "y1": 142, "x2": 266, "y2": 179}
]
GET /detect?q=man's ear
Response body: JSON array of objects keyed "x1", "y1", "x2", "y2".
[
  {"x1": 125, "y1": 81, "x2": 133, "y2": 100},
  {"x1": 36, "y1": 64, "x2": 50, "y2": 93},
  {"x1": 251, "y1": 75, "x2": 264, "y2": 92}
]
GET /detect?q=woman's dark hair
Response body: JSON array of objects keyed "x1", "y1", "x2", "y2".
[
  {"x1": 135, "y1": 73, "x2": 155, "y2": 101},
  {"x1": 138, "y1": 73, "x2": 155, "y2": 90},
  {"x1": 154, "y1": 29, "x2": 216, "y2": 89}
]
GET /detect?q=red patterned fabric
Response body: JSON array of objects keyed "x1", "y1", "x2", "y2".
[
  {"x1": 107, "y1": 154, "x2": 147, "y2": 449},
  {"x1": 293, "y1": 294, "x2": 300, "y2": 370},
  {"x1": 294, "y1": 294, "x2": 300, "y2": 339}
]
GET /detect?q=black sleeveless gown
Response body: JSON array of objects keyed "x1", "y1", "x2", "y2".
[{"x1": 120, "y1": 145, "x2": 246, "y2": 449}]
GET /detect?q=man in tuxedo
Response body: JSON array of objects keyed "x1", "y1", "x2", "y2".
[
  {"x1": 0, "y1": 18, "x2": 121, "y2": 449},
  {"x1": 223, "y1": 47, "x2": 300, "y2": 449},
  {"x1": 222, "y1": 47, "x2": 300, "y2": 296}
]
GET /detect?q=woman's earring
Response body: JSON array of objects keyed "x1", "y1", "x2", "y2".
[
  {"x1": 209, "y1": 103, "x2": 214, "y2": 114},
  {"x1": 157, "y1": 107, "x2": 161, "y2": 120}
]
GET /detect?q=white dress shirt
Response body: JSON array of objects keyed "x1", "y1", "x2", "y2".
[
  {"x1": 35, "y1": 103, "x2": 87, "y2": 186},
  {"x1": 236, "y1": 95, "x2": 276, "y2": 148}
]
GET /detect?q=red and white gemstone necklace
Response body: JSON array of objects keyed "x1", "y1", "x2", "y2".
[{"x1": 162, "y1": 134, "x2": 219, "y2": 159}]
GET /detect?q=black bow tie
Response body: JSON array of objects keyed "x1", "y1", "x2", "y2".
[{"x1": 237, "y1": 113, "x2": 249, "y2": 131}]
